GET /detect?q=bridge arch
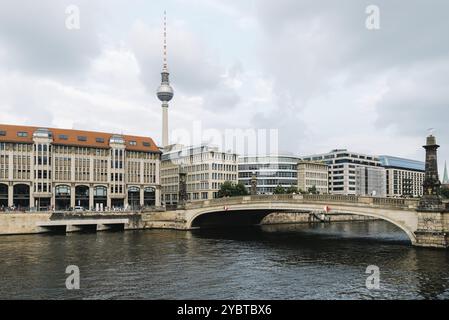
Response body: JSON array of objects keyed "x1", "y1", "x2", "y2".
[{"x1": 187, "y1": 201, "x2": 418, "y2": 244}]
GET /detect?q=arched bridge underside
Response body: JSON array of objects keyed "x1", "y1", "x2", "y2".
[{"x1": 180, "y1": 195, "x2": 420, "y2": 244}]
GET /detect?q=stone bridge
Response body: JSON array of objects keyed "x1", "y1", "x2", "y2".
[{"x1": 143, "y1": 194, "x2": 449, "y2": 248}]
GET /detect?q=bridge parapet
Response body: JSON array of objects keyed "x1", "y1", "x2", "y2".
[
  {"x1": 372, "y1": 197, "x2": 418, "y2": 208},
  {"x1": 303, "y1": 194, "x2": 358, "y2": 203},
  {"x1": 183, "y1": 194, "x2": 419, "y2": 210}
]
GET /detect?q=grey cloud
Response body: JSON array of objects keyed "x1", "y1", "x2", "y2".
[
  {"x1": 254, "y1": 0, "x2": 449, "y2": 101},
  {"x1": 203, "y1": 85, "x2": 240, "y2": 111},
  {"x1": 129, "y1": 21, "x2": 241, "y2": 112},
  {"x1": 375, "y1": 60, "x2": 449, "y2": 150},
  {"x1": 129, "y1": 21, "x2": 221, "y2": 95},
  {"x1": 0, "y1": 0, "x2": 100, "y2": 77},
  {"x1": 251, "y1": 108, "x2": 307, "y2": 155}
]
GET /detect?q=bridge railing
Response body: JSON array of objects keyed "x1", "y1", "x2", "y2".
[
  {"x1": 372, "y1": 197, "x2": 404, "y2": 206},
  {"x1": 182, "y1": 194, "x2": 420, "y2": 210},
  {"x1": 249, "y1": 194, "x2": 294, "y2": 201},
  {"x1": 302, "y1": 194, "x2": 359, "y2": 203}
]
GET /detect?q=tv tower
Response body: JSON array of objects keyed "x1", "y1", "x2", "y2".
[{"x1": 157, "y1": 11, "x2": 174, "y2": 148}]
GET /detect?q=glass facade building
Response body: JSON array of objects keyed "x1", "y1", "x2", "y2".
[{"x1": 238, "y1": 155, "x2": 300, "y2": 194}]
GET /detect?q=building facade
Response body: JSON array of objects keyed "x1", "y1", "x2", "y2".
[
  {"x1": 355, "y1": 166, "x2": 386, "y2": 197},
  {"x1": 297, "y1": 161, "x2": 329, "y2": 194},
  {"x1": 0, "y1": 124, "x2": 161, "y2": 211},
  {"x1": 238, "y1": 155, "x2": 300, "y2": 194},
  {"x1": 379, "y1": 155, "x2": 425, "y2": 198},
  {"x1": 302, "y1": 149, "x2": 386, "y2": 197},
  {"x1": 161, "y1": 144, "x2": 238, "y2": 204}
]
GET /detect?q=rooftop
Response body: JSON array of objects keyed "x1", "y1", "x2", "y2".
[
  {"x1": 0, "y1": 124, "x2": 161, "y2": 153},
  {"x1": 379, "y1": 155, "x2": 425, "y2": 172}
]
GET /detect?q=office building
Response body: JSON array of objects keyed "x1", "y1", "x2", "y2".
[
  {"x1": 161, "y1": 144, "x2": 238, "y2": 204},
  {"x1": 0, "y1": 124, "x2": 161, "y2": 210},
  {"x1": 379, "y1": 155, "x2": 425, "y2": 197},
  {"x1": 238, "y1": 155, "x2": 300, "y2": 194},
  {"x1": 297, "y1": 160, "x2": 329, "y2": 194},
  {"x1": 302, "y1": 149, "x2": 386, "y2": 197}
]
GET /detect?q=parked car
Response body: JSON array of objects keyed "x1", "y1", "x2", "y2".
[{"x1": 74, "y1": 206, "x2": 84, "y2": 212}]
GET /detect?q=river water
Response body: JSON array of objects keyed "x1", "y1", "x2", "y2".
[{"x1": 0, "y1": 221, "x2": 448, "y2": 300}]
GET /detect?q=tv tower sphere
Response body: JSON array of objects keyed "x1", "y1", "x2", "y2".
[{"x1": 157, "y1": 73, "x2": 174, "y2": 102}]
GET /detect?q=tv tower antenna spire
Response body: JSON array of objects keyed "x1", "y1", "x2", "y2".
[{"x1": 157, "y1": 10, "x2": 174, "y2": 148}]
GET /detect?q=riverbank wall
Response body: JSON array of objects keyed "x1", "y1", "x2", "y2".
[
  {"x1": 0, "y1": 213, "x2": 52, "y2": 235},
  {"x1": 0, "y1": 212, "x2": 145, "y2": 235},
  {"x1": 0, "y1": 211, "x2": 378, "y2": 236}
]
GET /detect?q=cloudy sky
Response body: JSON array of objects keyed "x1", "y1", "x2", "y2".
[{"x1": 0, "y1": 0, "x2": 448, "y2": 173}]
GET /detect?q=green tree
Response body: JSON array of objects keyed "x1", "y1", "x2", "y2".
[
  {"x1": 308, "y1": 185, "x2": 318, "y2": 194},
  {"x1": 441, "y1": 186, "x2": 449, "y2": 199},
  {"x1": 218, "y1": 181, "x2": 249, "y2": 198},
  {"x1": 234, "y1": 183, "x2": 249, "y2": 196},
  {"x1": 273, "y1": 185, "x2": 286, "y2": 194},
  {"x1": 218, "y1": 181, "x2": 235, "y2": 198}
]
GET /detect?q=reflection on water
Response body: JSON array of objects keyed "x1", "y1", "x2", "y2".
[{"x1": 0, "y1": 221, "x2": 448, "y2": 300}]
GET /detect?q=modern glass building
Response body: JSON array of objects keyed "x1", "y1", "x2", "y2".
[{"x1": 238, "y1": 155, "x2": 300, "y2": 194}]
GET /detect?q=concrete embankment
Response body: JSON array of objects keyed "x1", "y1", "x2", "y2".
[
  {"x1": 0, "y1": 212, "x2": 145, "y2": 235},
  {"x1": 0, "y1": 211, "x2": 377, "y2": 235},
  {"x1": 0, "y1": 213, "x2": 52, "y2": 235}
]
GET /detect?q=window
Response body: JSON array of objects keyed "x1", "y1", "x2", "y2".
[
  {"x1": 0, "y1": 130, "x2": 6, "y2": 136},
  {"x1": 129, "y1": 141, "x2": 137, "y2": 146},
  {"x1": 17, "y1": 132, "x2": 28, "y2": 137},
  {"x1": 59, "y1": 134, "x2": 68, "y2": 140},
  {"x1": 96, "y1": 137, "x2": 105, "y2": 143},
  {"x1": 77, "y1": 136, "x2": 87, "y2": 142},
  {"x1": 142, "y1": 142, "x2": 151, "y2": 147}
]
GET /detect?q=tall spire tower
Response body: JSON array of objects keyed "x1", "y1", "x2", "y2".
[
  {"x1": 443, "y1": 161, "x2": 449, "y2": 186},
  {"x1": 157, "y1": 10, "x2": 174, "y2": 148}
]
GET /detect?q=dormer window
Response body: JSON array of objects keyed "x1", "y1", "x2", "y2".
[
  {"x1": 96, "y1": 137, "x2": 105, "y2": 143},
  {"x1": 77, "y1": 136, "x2": 87, "y2": 142},
  {"x1": 17, "y1": 131, "x2": 28, "y2": 137},
  {"x1": 110, "y1": 135, "x2": 125, "y2": 144},
  {"x1": 129, "y1": 141, "x2": 137, "y2": 146},
  {"x1": 0, "y1": 130, "x2": 6, "y2": 136}
]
